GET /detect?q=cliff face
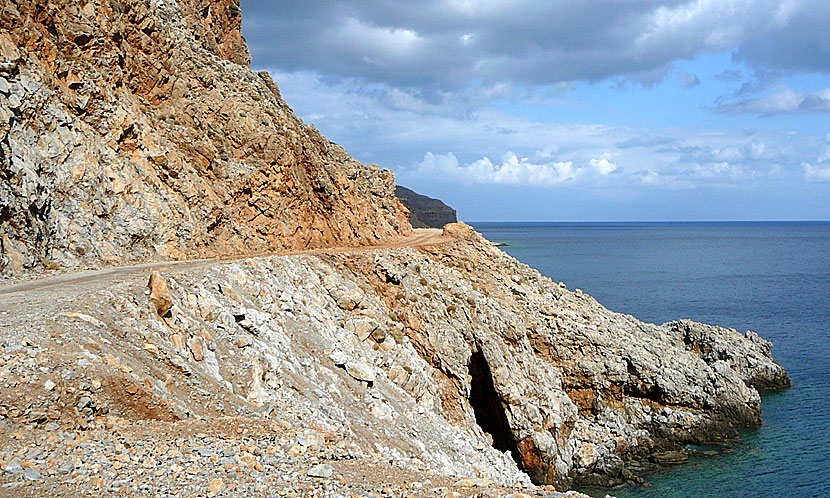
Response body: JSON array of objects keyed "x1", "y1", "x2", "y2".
[
  {"x1": 0, "y1": 1, "x2": 790, "y2": 495},
  {"x1": 395, "y1": 186, "x2": 458, "y2": 229},
  {"x1": 0, "y1": 0, "x2": 410, "y2": 275},
  {"x1": 0, "y1": 224, "x2": 789, "y2": 493}
]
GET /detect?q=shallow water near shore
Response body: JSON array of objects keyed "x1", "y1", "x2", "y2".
[{"x1": 473, "y1": 221, "x2": 830, "y2": 498}]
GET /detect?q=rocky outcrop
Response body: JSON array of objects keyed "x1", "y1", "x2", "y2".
[
  {"x1": 667, "y1": 319, "x2": 791, "y2": 391},
  {"x1": 0, "y1": 0, "x2": 789, "y2": 494},
  {"x1": 0, "y1": 0, "x2": 411, "y2": 276},
  {"x1": 396, "y1": 186, "x2": 458, "y2": 229},
  {"x1": 0, "y1": 223, "x2": 788, "y2": 492}
]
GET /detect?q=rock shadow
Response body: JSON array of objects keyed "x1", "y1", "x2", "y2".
[{"x1": 468, "y1": 347, "x2": 524, "y2": 470}]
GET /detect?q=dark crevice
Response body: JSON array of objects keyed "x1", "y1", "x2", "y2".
[{"x1": 468, "y1": 347, "x2": 524, "y2": 470}]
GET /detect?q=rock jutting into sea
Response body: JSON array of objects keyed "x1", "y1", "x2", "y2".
[
  {"x1": 0, "y1": 0, "x2": 788, "y2": 496},
  {"x1": 0, "y1": 223, "x2": 789, "y2": 494},
  {"x1": 395, "y1": 186, "x2": 459, "y2": 229}
]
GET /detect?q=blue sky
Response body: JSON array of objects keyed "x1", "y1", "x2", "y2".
[{"x1": 242, "y1": 1, "x2": 830, "y2": 221}]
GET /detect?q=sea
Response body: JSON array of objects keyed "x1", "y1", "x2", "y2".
[{"x1": 471, "y1": 222, "x2": 830, "y2": 498}]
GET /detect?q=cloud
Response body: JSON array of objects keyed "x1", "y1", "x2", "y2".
[
  {"x1": 414, "y1": 152, "x2": 580, "y2": 187},
  {"x1": 243, "y1": 0, "x2": 829, "y2": 91},
  {"x1": 733, "y1": 0, "x2": 830, "y2": 75},
  {"x1": 677, "y1": 71, "x2": 701, "y2": 88},
  {"x1": 715, "y1": 69, "x2": 744, "y2": 81},
  {"x1": 590, "y1": 158, "x2": 618, "y2": 175},
  {"x1": 266, "y1": 71, "x2": 828, "y2": 194},
  {"x1": 803, "y1": 162, "x2": 830, "y2": 182},
  {"x1": 717, "y1": 87, "x2": 830, "y2": 115}
]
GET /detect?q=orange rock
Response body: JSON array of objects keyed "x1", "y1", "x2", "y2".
[
  {"x1": 187, "y1": 336, "x2": 204, "y2": 362},
  {"x1": 148, "y1": 272, "x2": 173, "y2": 317},
  {"x1": 208, "y1": 478, "x2": 224, "y2": 493},
  {"x1": 170, "y1": 333, "x2": 185, "y2": 350}
]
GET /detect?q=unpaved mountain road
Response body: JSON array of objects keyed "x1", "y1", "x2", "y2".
[{"x1": 0, "y1": 228, "x2": 446, "y2": 308}]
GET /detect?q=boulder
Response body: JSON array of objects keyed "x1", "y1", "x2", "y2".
[{"x1": 148, "y1": 272, "x2": 173, "y2": 317}]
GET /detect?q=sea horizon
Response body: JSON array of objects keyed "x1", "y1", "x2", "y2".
[
  {"x1": 473, "y1": 221, "x2": 830, "y2": 497},
  {"x1": 469, "y1": 220, "x2": 830, "y2": 225}
]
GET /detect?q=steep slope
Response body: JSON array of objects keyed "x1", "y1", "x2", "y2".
[
  {"x1": 0, "y1": 0, "x2": 410, "y2": 276},
  {"x1": 0, "y1": 224, "x2": 788, "y2": 494},
  {"x1": 0, "y1": 1, "x2": 790, "y2": 495},
  {"x1": 395, "y1": 186, "x2": 458, "y2": 229}
]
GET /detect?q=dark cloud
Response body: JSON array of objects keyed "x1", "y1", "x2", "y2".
[
  {"x1": 241, "y1": 0, "x2": 828, "y2": 91},
  {"x1": 733, "y1": 0, "x2": 830, "y2": 75}
]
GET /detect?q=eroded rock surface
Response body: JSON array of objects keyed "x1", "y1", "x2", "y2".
[
  {"x1": 0, "y1": 0, "x2": 789, "y2": 494},
  {"x1": 0, "y1": 0, "x2": 410, "y2": 276},
  {"x1": 0, "y1": 224, "x2": 789, "y2": 493}
]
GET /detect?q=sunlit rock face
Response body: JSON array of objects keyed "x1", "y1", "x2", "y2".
[{"x1": 0, "y1": 0, "x2": 411, "y2": 275}]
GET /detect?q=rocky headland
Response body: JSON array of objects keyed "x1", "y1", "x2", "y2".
[
  {"x1": 0, "y1": 1, "x2": 788, "y2": 497},
  {"x1": 395, "y1": 186, "x2": 458, "y2": 229}
]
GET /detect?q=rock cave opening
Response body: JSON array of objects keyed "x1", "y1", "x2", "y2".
[{"x1": 468, "y1": 348, "x2": 524, "y2": 471}]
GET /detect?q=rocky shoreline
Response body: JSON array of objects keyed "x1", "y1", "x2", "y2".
[
  {"x1": 0, "y1": 0, "x2": 789, "y2": 495},
  {"x1": 0, "y1": 223, "x2": 789, "y2": 496}
]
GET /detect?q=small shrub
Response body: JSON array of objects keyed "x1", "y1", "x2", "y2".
[{"x1": 40, "y1": 257, "x2": 60, "y2": 271}]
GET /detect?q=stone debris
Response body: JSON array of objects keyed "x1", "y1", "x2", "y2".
[
  {"x1": 344, "y1": 360, "x2": 376, "y2": 383},
  {"x1": 308, "y1": 463, "x2": 334, "y2": 478},
  {"x1": 148, "y1": 271, "x2": 174, "y2": 317},
  {"x1": 0, "y1": 0, "x2": 790, "y2": 495}
]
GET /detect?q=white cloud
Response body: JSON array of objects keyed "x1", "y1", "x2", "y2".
[
  {"x1": 803, "y1": 162, "x2": 830, "y2": 182},
  {"x1": 268, "y1": 70, "x2": 828, "y2": 193},
  {"x1": 590, "y1": 158, "x2": 618, "y2": 175},
  {"x1": 718, "y1": 87, "x2": 830, "y2": 115},
  {"x1": 415, "y1": 151, "x2": 579, "y2": 187}
]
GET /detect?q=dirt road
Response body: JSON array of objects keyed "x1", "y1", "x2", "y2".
[{"x1": 0, "y1": 229, "x2": 446, "y2": 307}]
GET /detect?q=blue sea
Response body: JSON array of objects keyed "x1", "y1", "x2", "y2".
[{"x1": 472, "y1": 222, "x2": 830, "y2": 498}]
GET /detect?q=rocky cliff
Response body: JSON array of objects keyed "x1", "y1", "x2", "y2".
[
  {"x1": 0, "y1": 1, "x2": 789, "y2": 496},
  {"x1": 0, "y1": 0, "x2": 410, "y2": 276},
  {"x1": 0, "y1": 224, "x2": 789, "y2": 495},
  {"x1": 395, "y1": 186, "x2": 458, "y2": 229}
]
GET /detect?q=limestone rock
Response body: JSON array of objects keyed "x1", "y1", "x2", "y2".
[
  {"x1": 187, "y1": 336, "x2": 204, "y2": 362},
  {"x1": 345, "y1": 360, "x2": 376, "y2": 383},
  {"x1": 667, "y1": 319, "x2": 791, "y2": 390},
  {"x1": 442, "y1": 222, "x2": 478, "y2": 241},
  {"x1": 307, "y1": 463, "x2": 334, "y2": 478},
  {"x1": 0, "y1": 0, "x2": 411, "y2": 276},
  {"x1": 344, "y1": 316, "x2": 380, "y2": 342},
  {"x1": 148, "y1": 272, "x2": 173, "y2": 317}
]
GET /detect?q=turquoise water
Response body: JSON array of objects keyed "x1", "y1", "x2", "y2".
[{"x1": 472, "y1": 222, "x2": 830, "y2": 498}]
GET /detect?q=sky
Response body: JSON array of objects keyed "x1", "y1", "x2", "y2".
[{"x1": 241, "y1": 0, "x2": 830, "y2": 221}]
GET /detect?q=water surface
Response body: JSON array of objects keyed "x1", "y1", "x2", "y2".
[{"x1": 472, "y1": 222, "x2": 830, "y2": 498}]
